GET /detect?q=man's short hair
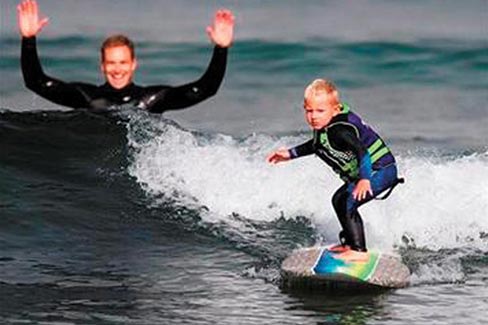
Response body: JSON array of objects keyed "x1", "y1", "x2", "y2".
[{"x1": 100, "y1": 34, "x2": 135, "y2": 61}]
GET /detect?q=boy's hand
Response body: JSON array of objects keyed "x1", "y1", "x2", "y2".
[
  {"x1": 352, "y1": 179, "x2": 373, "y2": 201},
  {"x1": 267, "y1": 148, "x2": 291, "y2": 164}
]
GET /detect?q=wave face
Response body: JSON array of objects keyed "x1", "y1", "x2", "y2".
[{"x1": 1, "y1": 108, "x2": 487, "y2": 324}]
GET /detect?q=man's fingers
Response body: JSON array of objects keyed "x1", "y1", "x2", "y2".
[
  {"x1": 206, "y1": 26, "x2": 213, "y2": 37},
  {"x1": 29, "y1": 0, "x2": 35, "y2": 13},
  {"x1": 221, "y1": 10, "x2": 235, "y2": 23},
  {"x1": 20, "y1": 0, "x2": 34, "y2": 18},
  {"x1": 27, "y1": 0, "x2": 34, "y2": 16},
  {"x1": 33, "y1": 0, "x2": 41, "y2": 19},
  {"x1": 39, "y1": 17, "x2": 49, "y2": 29},
  {"x1": 19, "y1": 1, "x2": 27, "y2": 15},
  {"x1": 215, "y1": 8, "x2": 235, "y2": 24}
]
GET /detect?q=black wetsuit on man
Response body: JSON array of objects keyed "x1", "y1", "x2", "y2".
[{"x1": 21, "y1": 37, "x2": 227, "y2": 113}]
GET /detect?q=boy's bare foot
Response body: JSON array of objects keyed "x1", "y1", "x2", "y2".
[
  {"x1": 335, "y1": 249, "x2": 369, "y2": 263},
  {"x1": 328, "y1": 244, "x2": 350, "y2": 252}
]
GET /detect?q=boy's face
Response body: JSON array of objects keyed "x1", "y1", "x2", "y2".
[
  {"x1": 303, "y1": 94, "x2": 339, "y2": 130},
  {"x1": 101, "y1": 45, "x2": 137, "y2": 89}
]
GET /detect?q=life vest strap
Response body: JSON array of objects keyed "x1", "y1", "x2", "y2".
[{"x1": 374, "y1": 177, "x2": 405, "y2": 200}]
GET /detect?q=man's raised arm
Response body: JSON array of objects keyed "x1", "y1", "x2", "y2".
[
  {"x1": 146, "y1": 9, "x2": 235, "y2": 113},
  {"x1": 18, "y1": 0, "x2": 92, "y2": 109}
]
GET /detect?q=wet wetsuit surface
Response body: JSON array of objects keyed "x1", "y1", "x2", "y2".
[{"x1": 21, "y1": 37, "x2": 228, "y2": 113}]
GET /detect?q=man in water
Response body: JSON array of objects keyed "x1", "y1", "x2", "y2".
[
  {"x1": 267, "y1": 79, "x2": 402, "y2": 260},
  {"x1": 17, "y1": 0, "x2": 234, "y2": 113}
]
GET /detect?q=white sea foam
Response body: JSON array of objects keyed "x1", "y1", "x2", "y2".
[
  {"x1": 410, "y1": 257, "x2": 466, "y2": 285},
  {"x1": 127, "y1": 116, "x2": 488, "y2": 254}
]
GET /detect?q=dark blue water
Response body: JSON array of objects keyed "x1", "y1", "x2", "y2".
[{"x1": 1, "y1": 0, "x2": 487, "y2": 324}]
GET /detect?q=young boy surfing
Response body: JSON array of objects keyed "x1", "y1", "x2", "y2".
[{"x1": 267, "y1": 79, "x2": 402, "y2": 260}]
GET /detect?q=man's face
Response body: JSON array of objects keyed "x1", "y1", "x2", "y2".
[
  {"x1": 304, "y1": 94, "x2": 339, "y2": 130},
  {"x1": 101, "y1": 45, "x2": 137, "y2": 89}
]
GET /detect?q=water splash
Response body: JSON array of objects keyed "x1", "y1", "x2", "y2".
[{"x1": 127, "y1": 115, "x2": 488, "y2": 258}]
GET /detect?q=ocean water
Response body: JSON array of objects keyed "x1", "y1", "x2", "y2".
[{"x1": 1, "y1": 0, "x2": 487, "y2": 324}]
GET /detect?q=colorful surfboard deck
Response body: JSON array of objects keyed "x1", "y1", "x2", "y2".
[{"x1": 281, "y1": 245, "x2": 410, "y2": 290}]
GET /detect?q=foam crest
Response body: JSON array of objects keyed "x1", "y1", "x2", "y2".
[
  {"x1": 367, "y1": 152, "x2": 488, "y2": 251},
  {"x1": 127, "y1": 117, "x2": 488, "y2": 252},
  {"x1": 127, "y1": 116, "x2": 336, "y2": 223},
  {"x1": 410, "y1": 256, "x2": 466, "y2": 285}
]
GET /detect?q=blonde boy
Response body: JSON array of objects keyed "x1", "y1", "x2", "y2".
[{"x1": 268, "y1": 79, "x2": 402, "y2": 254}]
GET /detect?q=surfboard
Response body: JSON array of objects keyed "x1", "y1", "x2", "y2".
[{"x1": 281, "y1": 244, "x2": 410, "y2": 290}]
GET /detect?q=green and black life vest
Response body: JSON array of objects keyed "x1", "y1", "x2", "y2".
[{"x1": 312, "y1": 104, "x2": 395, "y2": 181}]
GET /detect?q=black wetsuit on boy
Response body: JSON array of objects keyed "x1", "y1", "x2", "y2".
[{"x1": 21, "y1": 37, "x2": 227, "y2": 113}]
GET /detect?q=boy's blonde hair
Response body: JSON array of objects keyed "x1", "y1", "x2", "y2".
[{"x1": 304, "y1": 79, "x2": 339, "y2": 102}]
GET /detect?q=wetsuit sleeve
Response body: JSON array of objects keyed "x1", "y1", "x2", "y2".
[
  {"x1": 21, "y1": 37, "x2": 95, "y2": 109},
  {"x1": 145, "y1": 46, "x2": 228, "y2": 113},
  {"x1": 289, "y1": 139, "x2": 314, "y2": 159},
  {"x1": 329, "y1": 125, "x2": 373, "y2": 180}
]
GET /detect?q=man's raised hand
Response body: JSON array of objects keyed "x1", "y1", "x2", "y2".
[
  {"x1": 17, "y1": 0, "x2": 49, "y2": 38},
  {"x1": 207, "y1": 9, "x2": 235, "y2": 48}
]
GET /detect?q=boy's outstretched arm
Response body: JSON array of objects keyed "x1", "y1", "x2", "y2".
[
  {"x1": 267, "y1": 148, "x2": 291, "y2": 164},
  {"x1": 267, "y1": 139, "x2": 314, "y2": 164}
]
